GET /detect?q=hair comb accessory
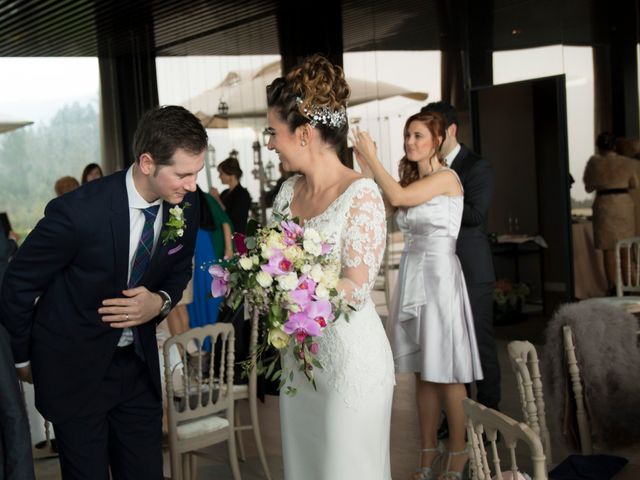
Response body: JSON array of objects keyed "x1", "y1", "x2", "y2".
[{"x1": 296, "y1": 97, "x2": 347, "y2": 129}]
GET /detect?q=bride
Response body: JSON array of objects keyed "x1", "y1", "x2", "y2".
[{"x1": 266, "y1": 54, "x2": 395, "y2": 479}]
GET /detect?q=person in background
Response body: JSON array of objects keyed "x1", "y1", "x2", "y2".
[
  {"x1": 262, "y1": 162, "x2": 293, "y2": 208},
  {"x1": 186, "y1": 186, "x2": 233, "y2": 333},
  {"x1": 0, "y1": 321, "x2": 35, "y2": 480},
  {"x1": 81, "y1": 163, "x2": 104, "y2": 184},
  {"x1": 0, "y1": 230, "x2": 18, "y2": 290},
  {"x1": 53, "y1": 176, "x2": 79, "y2": 197},
  {"x1": 352, "y1": 112, "x2": 482, "y2": 480},
  {"x1": 584, "y1": 132, "x2": 638, "y2": 290},
  {"x1": 210, "y1": 157, "x2": 252, "y2": 234}
]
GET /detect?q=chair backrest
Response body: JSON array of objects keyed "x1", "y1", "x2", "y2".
[
  {"x1": 507, "y1": 341, "x2": 552, "y2": 465},
  {"x1": 615, "y1": 236, "x2": 640, "y2": 296},
  {"x1": 163, "y1": 323, "x2": 235, "y2": 427},
  {"x1": 464, "y1": 398, "x2": 547, "y2": 480},
  {"x1": 562, "y1": 325, "x2": 593, "y2": 455}
]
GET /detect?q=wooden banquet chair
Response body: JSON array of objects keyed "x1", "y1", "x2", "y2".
[
  {"x1": 464, "y1": 398, "x2": 547, "y2": 480},
  {"x1": 163, "y1": 323, "x2": 241, "y2": 480},
  {"x1": 582, "y1": 236, "x2": 640, "y2": 313},
  {"x1": 232, "y1": 309, "x2": 271, "y2": 479},
  {"x1": 506, "y1": 341, "x2": 552, "y2": 467}
]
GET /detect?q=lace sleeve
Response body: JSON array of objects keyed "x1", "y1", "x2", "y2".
[
  {"x1": 271, "y1": 175, "x2": 299, "y2": 219},
  {"x1": 339, "y1": 181, "x2": 386, "y2": 310}
]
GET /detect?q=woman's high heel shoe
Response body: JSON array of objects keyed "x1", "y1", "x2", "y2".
[
  {"x1": 414, "y1": 441, "x2": 446, "y2": 480},
  {"x1": 439, "y1": 448, "x2": 469, "y2": 480}
]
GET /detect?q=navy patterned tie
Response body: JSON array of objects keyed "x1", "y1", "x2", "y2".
[
  {"x1": 129, "y1": 205, "x2": 160, "y2": 289},
  {"x1": 128, "y1": 204, "x2": 160, "y2": 359}
]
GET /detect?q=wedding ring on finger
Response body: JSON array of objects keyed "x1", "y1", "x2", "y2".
[{"x1": 125, "y1": 313, "x2": 129, "y2": 321}]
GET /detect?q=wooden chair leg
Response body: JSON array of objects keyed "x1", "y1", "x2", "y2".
[
  {"x1": 235, "y1": 407, "x2": 246, "y2": 461},
  {"x1": 228, "y1": 433, "x2": 242, "y2": 480},
  {"x1": 181, "y1": 453, "x2": 190, "y2": 480},
  {"x1": 249, "y1": 393, "x2": 272, "y2": 480},
  {"x1": 189, "y1": 453, "x2": 198, "y2": 480}
]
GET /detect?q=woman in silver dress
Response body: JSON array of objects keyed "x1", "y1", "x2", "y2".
[{"x1": 352, "y1": 111, "x2": 483, "y2": 480}]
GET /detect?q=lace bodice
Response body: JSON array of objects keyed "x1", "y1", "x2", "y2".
[
  {"x1": 273, "y1": 174, "x2": 394, "y2": 409},
  {"x1": 273, "y1": 174, "x2": 386, "y2": 310}
]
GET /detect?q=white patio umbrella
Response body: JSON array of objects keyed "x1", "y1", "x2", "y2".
[
  {"x1": 0, "y1": 115, "x2": 33, "y2": 134},
  {"x1": 184, "y1": 60, "x2": 428, "y2": 126}
]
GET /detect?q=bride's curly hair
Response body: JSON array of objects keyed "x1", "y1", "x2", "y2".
[
  {"x1": 398, "y1": 111, "x2": 447, "y2": 187},
  {"x1": 266, "y1": 54, "x2": 350, "y2": 150}
]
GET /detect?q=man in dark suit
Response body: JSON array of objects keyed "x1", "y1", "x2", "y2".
[
  {"x1": 0, "y1": 105, "x2": 207, "y2": 479},
  {"x1": 422, "y1": 102, "x2": 500, "y2": 434}
]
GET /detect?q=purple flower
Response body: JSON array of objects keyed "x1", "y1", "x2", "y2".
[
  {"x1": 320, "y1": 242, "x2": 332, "y2": 255},
  {"x1": 281, "y1": 220, "x2": 304, "y2": 246},
  {"x1": 288, "y1": 275, "x2": 318, "y2": 310},
  {"x1": 284, "y1": 311, "x2": 322, "y2": 343},
  {"x1": 209, "y1": 264, "x2": 230, "y2": 298},
  {"x1": 305, "y1": 298, "x2": 334, "y2": 328},
  {"x1": 261, "y1": 250, "x2": 293, "y2": 276}
]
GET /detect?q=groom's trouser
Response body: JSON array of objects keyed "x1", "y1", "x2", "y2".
[
  {"x1": 52, "y1": 345, "x2": 163, "y2": 480},
  {"x1": 467, "y1": 282, "x2": 501, "y2": 410}
]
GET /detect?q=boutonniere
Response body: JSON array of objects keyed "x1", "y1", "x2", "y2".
[{"x1": 161, "y1": 202, "x2": 190, "y2": 245}]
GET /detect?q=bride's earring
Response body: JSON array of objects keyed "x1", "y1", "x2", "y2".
[{"x1": 301, "y1": 140, "x2": 306, "y2": 146}]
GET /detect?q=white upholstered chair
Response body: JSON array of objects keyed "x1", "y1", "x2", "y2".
[
  {"x1": 163, "y1": 323, "x2": 241, "y2": 480},
  {"x1": 464, "y1": 398, "x2": 547, "y2": 480},
  {"x1": 232, "y1": 309, "x2": 271, "y2": 479},
  {"x1": 507, "y1": 341, "x2": 552, "y2": 467}
]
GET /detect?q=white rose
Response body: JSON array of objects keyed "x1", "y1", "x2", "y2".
[
  {"x1": 309, "y1": 264, "x2": 324, "y2": 282},
  {"x1": 315, "y1": 284, "x2": 330, "y2": 299},
  {"x1": 169, "y1": 205, "x2": 183, "y2": 218},
  {"x1": 303, "y1": 239, "x2": 321, "y2": 256},
  {"x1": 277, "y1": 272, "x2": 298, "y2": 291},
  {"x1": 256, "y1": 271, "x2": 273, "y2": 288},
  {"x1": 303, "y1": 228, "x2": 321, "y2": 243},
  {"x1": 282, "y1": 245, "x2": 303, "y2": 262},
  {"x1": 322, "y1": 268, "x2": 339, "y2": 289},
  {"x1": 260, "y1": 244, "x2": 270, "y2": 259},
  {"x1": 301, "y1": 264, "x2": 312, "y2": 273},
  {"x1": 239, "y1": 256, "x2": 253, "y2": 270},
  {"x1": 251, "y1": 255, "x2": 260, "y2": 265},
  {"x1": 176, "y1": 228, "x2": 184, "y2": 237}
]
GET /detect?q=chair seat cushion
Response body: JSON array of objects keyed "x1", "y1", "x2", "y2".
[{"x1": 177, "y1": 415, "x2": 229, "y2": 440}]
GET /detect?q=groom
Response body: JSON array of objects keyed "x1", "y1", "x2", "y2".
[
  {"x1": 422, "y1": 102, "x2": 501, "y2": 431},
  {"x1": 0, "y1": 105, "x2": 206, "y2": 479}
]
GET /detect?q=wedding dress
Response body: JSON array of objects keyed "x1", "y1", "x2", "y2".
[{"x1": 273, "y1": 175, "x2": 395, "y2": 480}]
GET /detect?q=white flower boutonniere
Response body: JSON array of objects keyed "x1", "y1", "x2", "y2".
[{"x1": 161, "y1": 202, "x2": 190, "y2": 245}]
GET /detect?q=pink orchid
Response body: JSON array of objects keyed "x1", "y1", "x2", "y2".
[
  {"x1": 284, "y1": 311, "x2": 322, "y2": 343},
  {"x1": 305, "y1": 298, "x2": 334, "y2": 328},
  {"x1": 289, "y1": 275, "x2": 317, "y2": 309},
  {"x1": 320, "y1": 242, "x2": 332, "y2": 255},
  {"x1": 209, "y1": 264, "x2": 230, "y2": 297},
  {"x1": 261, "y1": 250, "x2": 293, "y2": 275},
  {"x1": 281, "y1": 220, "x2": 304, "y2": 246}
]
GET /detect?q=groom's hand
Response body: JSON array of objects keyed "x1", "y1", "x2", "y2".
[{"x1": 99, "y1": 287, "x2": 164, "y2": 328}]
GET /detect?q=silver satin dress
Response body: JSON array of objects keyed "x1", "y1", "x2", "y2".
[{"x1": 386, "y1": 192, "x2": 484, "y2": 383}]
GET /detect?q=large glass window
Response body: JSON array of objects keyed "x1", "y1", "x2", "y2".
[
  {"x1": 156, "y1": 55, "x2": 281, "y2": 200},
  {"x1": 493, "y1": 45, "x2": 594, "y2": 212},
  {"x1": 343, "y1": 51, "x2": 440, "y2": 178},
  {"x1": 0, "y1": 58, "x2": 101, "y2": 237}
]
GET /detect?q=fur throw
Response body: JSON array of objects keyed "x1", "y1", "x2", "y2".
[{"x1": 542, "y1": 301, "x2": 640, "y2": 449}]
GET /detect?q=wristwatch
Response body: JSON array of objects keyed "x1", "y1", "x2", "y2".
[{"x1": 157, "y1": 290, "x2": 172, "y2": 318}]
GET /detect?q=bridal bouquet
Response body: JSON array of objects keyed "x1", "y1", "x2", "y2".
[{"x1": 209, "y1": 216, "x2": 350, "y2": 394}]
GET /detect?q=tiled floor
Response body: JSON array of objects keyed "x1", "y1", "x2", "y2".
[{"x1": 33, "y1": 312, "x2": 640, "y2": 479}]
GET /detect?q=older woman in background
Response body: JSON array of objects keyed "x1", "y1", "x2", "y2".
[{"x1": 584, "y1": 132, "x2": 638, "y2": 291}]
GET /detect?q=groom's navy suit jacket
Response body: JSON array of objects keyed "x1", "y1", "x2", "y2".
[{"x1": 0, "y1": 170, "x2": 198, "y2": 423}]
